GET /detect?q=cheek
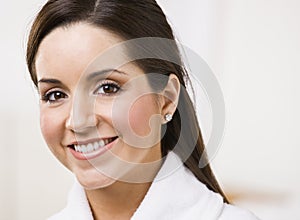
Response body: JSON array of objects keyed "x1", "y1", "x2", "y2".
[
  {"x1": 39, "y1": 108, "x2": 64, "y2": 151},
  {"x1": 110, "y1": 93, "x2": 162, "y2": 148},
  {"x1": 128, "y1": 95, "x2": 160, "y2": 136}
]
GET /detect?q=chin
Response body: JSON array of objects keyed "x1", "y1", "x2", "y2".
[{"x1": 75, "y1": 168, "x2": 117, "y2": 190}]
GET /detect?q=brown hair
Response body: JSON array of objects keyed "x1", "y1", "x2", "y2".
[{"x1": 26, "y1": 0, "x2": 228, "y2": 203}]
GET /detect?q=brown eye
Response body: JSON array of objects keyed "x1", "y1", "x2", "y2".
[
  {"x1": 95, "y1": 83, "x2": 120, "y2": 95},
  {"x1": 43, "y1": 91, "x2": 67, "y2": 103}
]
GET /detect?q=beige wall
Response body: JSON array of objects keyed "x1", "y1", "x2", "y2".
[{"x1": 0, "y1": 0, "x2": 299, "y2": 219}]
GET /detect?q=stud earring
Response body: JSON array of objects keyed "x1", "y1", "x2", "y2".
[{"x1": 164, "y1": 113, "x2": 172, "y2": 122}]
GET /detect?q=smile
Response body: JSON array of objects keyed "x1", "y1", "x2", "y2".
[
  {"x1": 68, "y1": 137, "x2": 118, "y2": 160},
  {"x1": 74, "y1": 137, "x2": 116, "y2": 153}
]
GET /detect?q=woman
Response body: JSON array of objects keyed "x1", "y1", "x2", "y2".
[{"x1": 26, "y1": 0, "x2": 259, "y2": 219}]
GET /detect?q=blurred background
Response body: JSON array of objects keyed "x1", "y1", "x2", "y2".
[{"x1": 0, "y1": 0, "x2": 299, "y2": 219}]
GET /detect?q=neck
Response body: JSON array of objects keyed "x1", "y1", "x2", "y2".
[
  {"x1": 85, "y1": 146, "x2": 163, "y2": 219},
  {"x1": 85, "y1": 155, "x2": 163, "y2": 220},
  {"x1": 86, "y1": 181, "x2": 152, "y2": 220}
]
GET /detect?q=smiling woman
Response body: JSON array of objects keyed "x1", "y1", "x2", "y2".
[
  {"x1": 26, "y1": 0, "x2": 259, "y2": 219},
  {"x1": 36, "y1": 25, "x2": 165, "y2": 190}
]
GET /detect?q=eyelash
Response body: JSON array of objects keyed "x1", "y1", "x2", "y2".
[
  {"x1": 41, "y1": 90, "x2": 67, "y2": 104},
  {"x1": 94, "y1": 81, "x2": 121, "y2": 96},
  {"x1": 41, "y1": 81, "x2": 121, "y2": 104}
]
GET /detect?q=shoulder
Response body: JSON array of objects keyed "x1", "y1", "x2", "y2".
[
  {"x1": 133, "y1": 152, "x2": 260, "y2": 220},
  {"x1": 47, "y1": 208, "x2": 71, "y2": 220},
  {"x1": 219, "y1": 203, "x2": 260, "y2": 220},
  {"x1": 46, "y1": 179, "x2": 94, "y2": 220}
]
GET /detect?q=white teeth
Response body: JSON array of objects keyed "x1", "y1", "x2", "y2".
[
  {"x1": 81, "y1": 146, "x2": 87, "y2": 153},
  {"x1": 94, "y1": 142, "x2": 99, "y2": 150},
  {"x1": 99, "y1": 140, "x2": 105, "y2": 148},
  {"x1": 87, "y1": 143, "x2": 93, "y2": 153},
  {"x1": 74, "y1": 138, "x2": 116, "y2": 153}
]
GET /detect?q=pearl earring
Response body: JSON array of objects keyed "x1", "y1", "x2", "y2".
[{"x1": 164, "y1": 113, "x2": 172, "y2": 122}]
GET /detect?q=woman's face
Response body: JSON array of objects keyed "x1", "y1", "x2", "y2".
[{"x1": 35, "y1": 23, "x2": 164, "y2": 189}]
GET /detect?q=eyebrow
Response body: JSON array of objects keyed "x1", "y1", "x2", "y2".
[
  {"x1": 37, "y1": 69, "x2": 127, "y2": 85},
  {"x1": 38, "y1": 78, "x2": 63, "y2": 85},
  {"x1": 87, "y1": 68, "x2": 128, "y2": 81}
]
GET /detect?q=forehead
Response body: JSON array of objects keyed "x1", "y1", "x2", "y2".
[{"x1": 35, "y1": 23, "x2": 125, "y2": 81}]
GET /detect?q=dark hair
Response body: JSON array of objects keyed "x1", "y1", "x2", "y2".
[{"x1": 26, "y1": 0, "x2": 229, "y2": 203}]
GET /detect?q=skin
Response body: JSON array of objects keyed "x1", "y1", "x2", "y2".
[{"x1": 35, "y1": 23, "x2": 180, "y2": 219}]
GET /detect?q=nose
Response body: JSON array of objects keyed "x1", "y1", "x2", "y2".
[{"x1": 65, "y1": 93, "x2": 97, "y2": 133}]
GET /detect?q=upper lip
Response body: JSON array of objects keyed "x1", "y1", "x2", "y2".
[{"x1": 67, "y1": 136, "x2": 118, "y2": 146}]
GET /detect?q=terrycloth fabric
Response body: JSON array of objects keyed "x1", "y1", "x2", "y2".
[{"x1": 48, "y1": 152, "x2": 259, "y2": 220}]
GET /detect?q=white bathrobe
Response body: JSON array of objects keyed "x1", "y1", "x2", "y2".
[{"x1": 48, "y1": 152, "x2": 259, "y2": 220}]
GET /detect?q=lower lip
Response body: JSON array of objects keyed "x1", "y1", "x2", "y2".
[{"x1": 69, "y1": 138, "x2": 118, "y2": 160}]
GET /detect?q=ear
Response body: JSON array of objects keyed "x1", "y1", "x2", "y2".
[{"x1": 160, "y1": 74, "x2": 180, "y2": 123}]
